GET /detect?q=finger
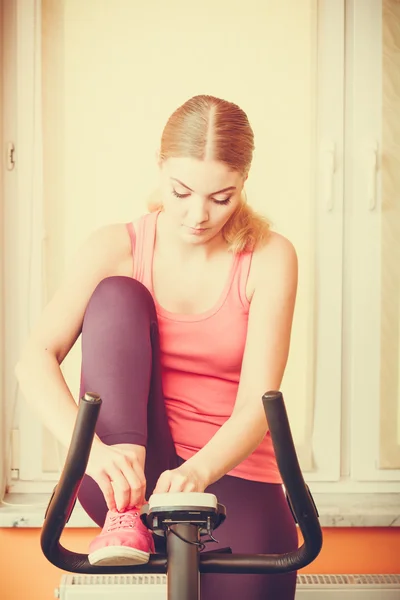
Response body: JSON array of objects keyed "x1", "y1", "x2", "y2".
[
  {"x1": 182, "y1": 481, "x2": 196, "y2": 493},
  {"x1": 96, "y1": 472, "x2": 116, "y2": 511},
  {"x1": 153, "y1": 470, "x2": 172, "y2": 494},
  {"x1": 124, "y1": 456, "x2": 146, "y2": 506},
  {"x1": 168, "y1": 475, "x2": 187, "y2": 494},
  {"x1": 129, "y1": 482, "x2": 146, "y2": 508},
  {"x1": 129, "y1": 454, "x2": 146, "y2": 488},
  {"x1": 119, "y1": 458, "x2": 146, "y2": 508},
  {"x1": 108, "y1": 465, "x2": 132, "y2": 511}
]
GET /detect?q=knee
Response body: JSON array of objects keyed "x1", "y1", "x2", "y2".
[{"x1": 85, "y1": 276, "x2": 156, "y2": 318}]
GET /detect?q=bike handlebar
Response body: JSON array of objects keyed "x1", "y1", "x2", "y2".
[{"x1": 40, "y1": 391, "x2": 322, "y2": 574}]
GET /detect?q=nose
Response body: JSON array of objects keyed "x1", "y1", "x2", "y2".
[{"x1": 186, "y1": 197, "x2": 209, "y2": 227}]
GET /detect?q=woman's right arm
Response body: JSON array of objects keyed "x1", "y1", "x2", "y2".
[{"x1": 14, "y1": 223, "x2": 144, "y2": 510}]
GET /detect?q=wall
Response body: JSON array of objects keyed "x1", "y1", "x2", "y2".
[
  {"x1": 380, "y1": 0, "x2": 400, "y2": 463},
  {"x1": 1, "y1": 528, "x2": 400, "y2": 600},
  {"x1": 41, "y1": 0, "x2": 317, "y2": 466}
]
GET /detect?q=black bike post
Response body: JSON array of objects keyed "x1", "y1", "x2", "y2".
[{"x1": 166, "y1": 524, "x2": 200, "y2": 600}]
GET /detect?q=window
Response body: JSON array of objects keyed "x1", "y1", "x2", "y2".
[
  {"x1": 1, "y1": 0, "x2": 63, "y2": 496},
  {"x1": 1, "y1": 0, "x2": 399, "y2": 506}
]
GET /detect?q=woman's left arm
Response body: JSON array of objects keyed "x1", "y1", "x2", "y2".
[{"x1": 154, "y1": 233, "x2": 298, "y2": 494}]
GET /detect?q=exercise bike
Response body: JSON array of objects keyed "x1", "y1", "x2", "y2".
[{"x1": 41, "y1": 391, "x2": 323, "y2": 600}]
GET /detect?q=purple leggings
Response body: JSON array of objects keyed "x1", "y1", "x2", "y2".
[{"x1": 77, "y1": 276, "x2": 298, "y2": 599}]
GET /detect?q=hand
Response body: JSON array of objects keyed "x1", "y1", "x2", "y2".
[
  {"x1": 86, "y1": 441, "x2": 146, "y2": 512},
  {"x1": 153, "y1": 462, "x2": 208, "y2": 495}
]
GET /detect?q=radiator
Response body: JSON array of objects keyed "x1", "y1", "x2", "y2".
[{"x1": 55, "y1": 573, "x2": 400, "y2": 599}]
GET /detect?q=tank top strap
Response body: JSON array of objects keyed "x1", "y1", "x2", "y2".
[
  {"x1": 126, "y1": 222, "x2": 136, "y2": 262},
  {"x1": 233, "y1": 251, "x2": 253, "y2": 309},
  {"x1": 126, "y1": 211, "x2": 158, "y2": 286}
]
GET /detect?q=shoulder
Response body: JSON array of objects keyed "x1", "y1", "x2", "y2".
[
  {"x1": 246, "y1": 231, "x2": 298, "y2": 299},
  {"x1": 83, "y1": 222, "x2": 131, "y2": 254},
  {"x1": 255, "y1": 231, "x2": 297, "y2": 270},
  {"x1": 77, "y1": 222, "x2": 134, "y2": 276}
]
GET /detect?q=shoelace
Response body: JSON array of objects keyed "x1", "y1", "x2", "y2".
[{"x1": 106, "y1": 511, "x2": 139, "y2": 532}]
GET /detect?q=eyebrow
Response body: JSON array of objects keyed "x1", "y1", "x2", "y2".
[{"x1": 170, "y1": 178, "x2": 237, "y2": 195}]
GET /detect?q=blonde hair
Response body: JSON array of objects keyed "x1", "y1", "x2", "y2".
[{"x1": 148, "y1": 94, "x2": 271, "y2": 253}]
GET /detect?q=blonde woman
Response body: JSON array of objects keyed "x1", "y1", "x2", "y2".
[{"x1": 16, "y1": 95, "x2": 299, "y2": 599}]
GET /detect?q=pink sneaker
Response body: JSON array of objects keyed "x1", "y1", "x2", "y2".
[{"x1": 88, "y1": 507, "x2": 155, "y2": 566}]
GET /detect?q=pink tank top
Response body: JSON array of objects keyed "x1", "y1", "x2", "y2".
[{"x1": 127, "y1": 211, "x2": 282, "y2": 484}]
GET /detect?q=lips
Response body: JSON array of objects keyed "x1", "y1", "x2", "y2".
[{"x1": 185, "y1": 226, "x2": 208, "y2": 233}]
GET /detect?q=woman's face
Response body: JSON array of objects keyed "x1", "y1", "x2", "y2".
[{"x1": 158, "y1": 156, "x2": 246, "y2": 245}]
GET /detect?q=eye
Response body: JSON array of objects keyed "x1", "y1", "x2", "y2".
[
  {"x1": 172, "y1": 188, "x2": 231, "y2": 205},
  {"x1": 213, "y1": 197, "x2": 232, "y2": 206},
  {"x1": 172, "y1": 189, "x2": 190, "y2": 199}
]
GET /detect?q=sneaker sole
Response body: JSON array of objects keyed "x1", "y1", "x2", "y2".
[{"x1": 88, "y1": 546, "x2": 151, "y2": 567}]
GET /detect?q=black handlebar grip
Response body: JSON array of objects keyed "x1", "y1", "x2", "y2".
[
  {"x1": 262, "y1": 390, "x2": 322, "y2": 567},
  {"x1": 40, "y1": 393, "x2": 167, "y2": 573},
  {"x1": 199, "y1": 391, "x2": 323, "y2": 574},
  {"x1": 40, "y1": 393, "x2": 102, "y2": 566}
]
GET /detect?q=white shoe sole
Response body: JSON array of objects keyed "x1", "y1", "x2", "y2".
[{"x1": 88, "y1": 545, "x2": 151, "y2": 566}]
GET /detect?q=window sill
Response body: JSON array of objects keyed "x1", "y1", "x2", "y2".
[
  {"x1": 0, "y1": 493, "x2": 97, "y2": 528},
  {"x1": 0, "y1": 492, "x2": 399, "y2": 528}
]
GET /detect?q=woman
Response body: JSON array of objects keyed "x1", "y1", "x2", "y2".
[{"x1": 16, "y1": 94, "x2": 299, "y2": 599}]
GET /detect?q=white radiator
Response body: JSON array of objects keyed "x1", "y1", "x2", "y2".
[{"x1": 55, "y1": 573, "x2": 400, "y2": 599}]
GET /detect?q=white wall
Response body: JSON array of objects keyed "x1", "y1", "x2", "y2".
[{"x1": 42, "y1": 0, "x2": 317, "y2": 459}]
